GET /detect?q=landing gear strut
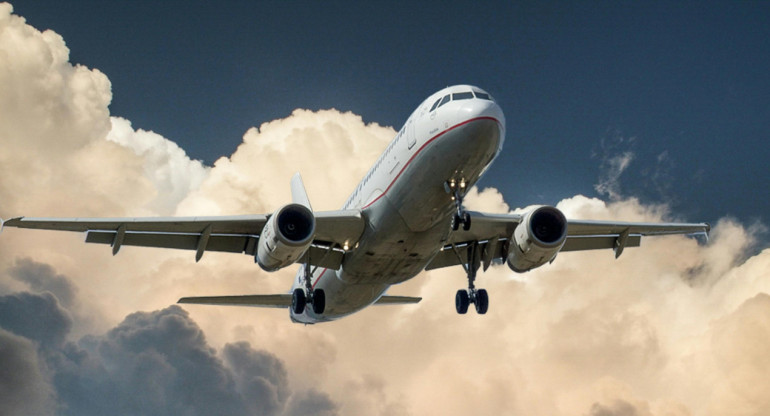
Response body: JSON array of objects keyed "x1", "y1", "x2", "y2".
[
  {"x1": 453, "y1": 241, "x2": 489, "y2": 315},
  {"x1": 293, "y1": 256, "x2": 325, "y2": 315},
  {"x1": 446, "y1": 179, "x2": 471, "y2": 231}
]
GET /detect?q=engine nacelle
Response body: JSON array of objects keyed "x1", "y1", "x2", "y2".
[
  {"x1": 507, "y1": 205, "x2": 568, "y2": 273},
  {"x1": 256, "y1": 204, "x2": 315, "y2": 271}
]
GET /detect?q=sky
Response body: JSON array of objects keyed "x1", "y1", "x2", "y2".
[
  {"x1": 8, "y1": 0, "x2": 770, "y2": 227},
  {"x1": 1, "y1": 1, "x2": 770, "y2": 415}
]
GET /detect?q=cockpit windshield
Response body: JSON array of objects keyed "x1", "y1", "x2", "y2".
[
  {"x1": 453, "y1": 92, "x2": 474, "y2": 100},
  {"x1": 430, "y1": 89, "x2": 494, "y2": 112}
]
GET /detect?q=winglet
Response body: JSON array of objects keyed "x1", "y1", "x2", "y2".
[
  {"x1": 291, "y1": 172, "x2": 313, "y2": 211},
  {"x1": 0, "y1": 217, "x2": 22, "y2": 235}
]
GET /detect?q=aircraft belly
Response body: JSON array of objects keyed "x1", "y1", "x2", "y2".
[{"x1": 338, "y1": 195, "x2": 448, "y2": 286}]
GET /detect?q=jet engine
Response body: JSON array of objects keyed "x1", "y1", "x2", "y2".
[
  {"x1": 507, "y1": 205, "x2": 568, "y2": 273},
  {"x1": 256, "y1": 204, "x2": 315, "y2": 271}
]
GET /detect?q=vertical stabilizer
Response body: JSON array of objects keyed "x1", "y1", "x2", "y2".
[{"x1": 291, "y1": 173, "x2": 313, "y2": 211}]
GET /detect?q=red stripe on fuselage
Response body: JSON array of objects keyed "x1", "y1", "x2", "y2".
[{"x1": 361, "y1": 116, "x2": 501, "y2": 210}]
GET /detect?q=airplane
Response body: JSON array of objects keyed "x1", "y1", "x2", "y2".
[{"x1": 1, "y1": 85, "x2": 709, "y2": 324}]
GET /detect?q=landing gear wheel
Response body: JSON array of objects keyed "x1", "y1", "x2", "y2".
[
  {"x1": 462, "y1": 212, "x2": 471, "y2": 231},
  {"x1": 453, "y1": 242, "x2": 490, "y2": 316},
  {"x1": 312, "y1": 289, "x2": 326, "y2": 314},
  {"x1": 474, "y1": 289, "x2": 489, "y2": 315},
  {"x1": 291, "y1": 288, "x2": 306, "y2": 314},
  {"x1": 452, "y1": 214, "x2": 461, "y2": 231},
  {"x1": 455, "y1": 290, "x2": 470, "y2": 314}
]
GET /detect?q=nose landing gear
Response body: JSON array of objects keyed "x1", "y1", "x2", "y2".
[{"x1": 446, "y1": 179, "x2": 471, "y2": 231}]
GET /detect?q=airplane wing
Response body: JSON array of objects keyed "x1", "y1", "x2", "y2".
[
  {"x1": 425, "y1": 211, "x2": 710, "y2": 271},
  {"x1": 2, "y1": 210, "x2": 365, "y2": 269}
]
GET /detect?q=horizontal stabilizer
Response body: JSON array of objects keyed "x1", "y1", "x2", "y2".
[
  {"x1": 177, "y1": 294, "x2": 422, "y2": 309},
  {"x1": 178, "y1": 294, "x2": 291, "y2": 308},
  {"x1": 374, "y1": 296, "x2": 422, "y2": 305}
]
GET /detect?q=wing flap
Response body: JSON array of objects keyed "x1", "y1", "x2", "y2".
[
  {"x1": 567, "y1": 220, "x2": 710, "y2": 237},
  {"x1": 561, "y1": 234, "x2": 642, "y2": 252},
  {"x1": 426, "y1": 239, "x2": 508, "y2": 271},
  {"x1": 85, "y1": 231, "x2": 257, "y2": 254}
]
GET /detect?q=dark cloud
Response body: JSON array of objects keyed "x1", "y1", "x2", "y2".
[
  {"x1": 0, "y1": 291, "x2": 72, "y2": 348},
  {"x1": 56, "y1": 305, "x2": 246, "y2": 416},
  {"x1": 9, "y1": 258, "x2": 77, "y2": 307},
  {"x1": 223, "y1": 341, "x2": 290, "y2": 415},
  {"x1": 0, "y1": 293, "x2": 338, "y2": 416},
  {"x1": 0, "y1": 328, "x2": 56, "y2": 416},
  {"x1": 284, "y1": 389, "x2": 338, "y2": 416},
  {"x1": 586, "y1": 400, "x2": 645, "y2": 416}
]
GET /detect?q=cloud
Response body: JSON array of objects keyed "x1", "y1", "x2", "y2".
[
  {"x1": 0, "y1": 328, "x2": 56, "y2": 416},
  {"x1": 9, "y1": 258, "x2": 77, "y2": 307},
  {"x1": 56, "y1": 306, "x2": 250, "y2": 416},
  {"x1": 106, "y1": 117, "x2": 209, "y2": 215},
  {"x1": 284, "y1": 389, "x2": 338, "y2": 416},
  {"x1": 176, "y1": 108, "x2": 393, "y2": 216},
  {"x1": 2, "y1": 4, "x2": 770, "y2": 416},
  {"x1": 0, "y1": 291, "x2": 72, "y2": 349},
  {"x1": 223, "y1": 341, "x2": 290, "y2": 415},
  {"x1": 594, "y1": 151, "x2": 634, "y2": 200},
  {"x1": 0, "y1": 291, "x2": 337, "y2": 416}
]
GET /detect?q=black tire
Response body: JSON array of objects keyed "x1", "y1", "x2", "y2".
[
  {"x1": 291, "y1": 288, "x2": 306, "y2": 314},
  {"x1": 475, "y1": 289, "x2": 489, "y2": 315},
  {"x1": 455, "y1": 290, "x2": 470, "y2": 314},
  {"x1": 452, "y1": 214, "x2": 460, "y2": 231},
  {"x1": 312, "y1": 289, "x2": 326, "y2": 314},
  {"x1": 462, "y1": 212, "x2": 471, "y2": 231}
]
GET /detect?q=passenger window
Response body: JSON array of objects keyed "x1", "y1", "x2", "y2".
[
  {"x1": 473, "y1": 91, "x2": 492, "y2": 100},
  {"x1": 429, "y1": 98, "x2": 441, "y2": 112},
  {"x1": 453, "y1": 92, "x2": 474, "y2": 100},
  {"x1": 438, "y1": 94, "x2": 451, "y2": 108}
]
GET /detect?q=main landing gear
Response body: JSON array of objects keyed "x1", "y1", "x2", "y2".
[
  {"x1": 453, "y1": 241, "x2": 489, "y2": 315},
  {"x1": 292, "y1": 260, "x2": 325, "y2": 315},
  {"x1": 446, "y1": 179, "x2": 471, "y2": 231}
]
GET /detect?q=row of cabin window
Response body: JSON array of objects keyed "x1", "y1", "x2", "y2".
[
  {"x1": 429, "y1": 90, "x2": 492, "y2": 112},
  {"x1": 346, "y1": 116, "x2": 410, "y2": 208}
]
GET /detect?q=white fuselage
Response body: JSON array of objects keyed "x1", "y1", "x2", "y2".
[{"x1": 290, "y1": 85, "x2": 505, "y2": 323}]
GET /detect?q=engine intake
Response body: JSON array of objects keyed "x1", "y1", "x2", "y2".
[
  {"x1": 507, "y1": 206, "x2": 567, "y2": 273},
  {"x1": 257, "y1": 204, "x2": 315, "y2": 271}
]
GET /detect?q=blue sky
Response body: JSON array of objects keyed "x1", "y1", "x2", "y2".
[{"x1": 10, "y1": 0, "x2": 769, "y2": 230}]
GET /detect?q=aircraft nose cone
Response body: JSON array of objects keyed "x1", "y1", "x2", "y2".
[
  {"x1": 456, "y1": 99, "x2": 506, "y2": 147},
  {"x1": 457, "y1": 98, "x2": 505, "y2": 127}
]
